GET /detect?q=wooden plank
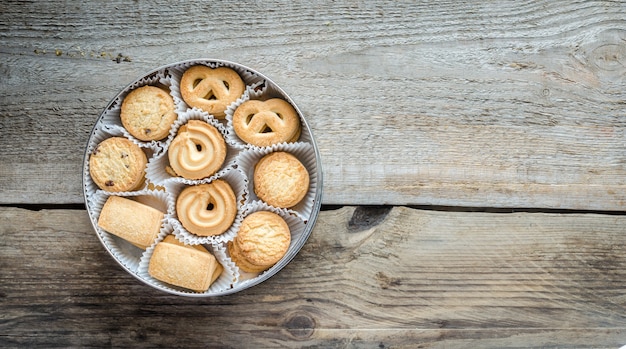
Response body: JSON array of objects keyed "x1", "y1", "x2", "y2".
[
  {"x1": 1, "y1": 1, "x2": 625, "y2": 210},
  {"x1": 2, "y1": 206, "x2": 625, "y2": 348}
]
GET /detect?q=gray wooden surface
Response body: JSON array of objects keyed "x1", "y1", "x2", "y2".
[
  {"x1": 2, "y1": 207, "x2": 626, "y2": 348},
  {"x1": 1, "y1": 1, "x2": 625, "y2": 348},
  {"x1": 2, "y1": 0, "x2": 625, "y2": 209}
]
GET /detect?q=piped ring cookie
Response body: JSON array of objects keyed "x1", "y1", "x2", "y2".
[
  {"x1": 180, "y1": 66, "x2": 245, "y2": 119},
  {"x1": 120, "y1": 85, "x2": 177, "y2": 141},
  {"x1": 89, "y1": 137, "x2": 147, "y2": 192},
  {"x1": 228, "y1": 211, "x2": 291, "y2": 273},
  {"x1": 168, "y1": 120, "x2": 227, "y2": 180},
  {"x1": 254, "y1": 152, "x2": 309, "y2": 208},
  {"x1": 176, "y1": 180, "x2": 237, "y2": 236},
  {"x1": 232, "y1": 98, "x2": 301, "y2": 147}
]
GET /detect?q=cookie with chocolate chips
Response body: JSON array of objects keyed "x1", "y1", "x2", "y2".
[
  {"x1": 89, "y1": 137, "x2": 147, "y2": 192},
  {"x1": 120, "y1": 85, "x2": 177, "y2": 141}
]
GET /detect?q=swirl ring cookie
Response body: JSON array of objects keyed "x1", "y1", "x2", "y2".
[
  {"x1": 120, "y1": 85, "x2": 177, "y2": 141},
  {"x1": 228, "y1": 211, "x2": 291, "y2": 273},
  {"x1": 89, "y1": 137, "x2": 147, "y2": 192},
  {"x1": 254, "y1": 151, "x2": 309, "y2": 208},
  {"x1": 176, "y1": 180, "x2": 237, "y2": 237},
  {"x1": 168, "y1": 120, "x2": 227, "y2": 180},
  {"x1": 180, "y1": 66, "x2": 245, "y2": 119},
  {"x1": 232, "y1": 98, "x2": 301, "y2": 147}
]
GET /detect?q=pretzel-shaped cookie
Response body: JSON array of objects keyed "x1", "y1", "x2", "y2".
[
  {"x1": 232, "y1": 98, "x2": 301, "y2": 147},
  {"x1": 180, "y1": 66, "x2": 245, "y2": 119}
]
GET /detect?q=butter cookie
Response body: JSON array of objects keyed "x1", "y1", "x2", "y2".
[
  {"x1": 168, "y1": 120, "x2": 226, "y2": 180},
  {"x1": 253, "y1": 152, "x2": 309, "y2": 208},
  {"x1": 180, "y1": 66, "x2": 245, "y2": 118},
  {"x1": 232, "y1": 98, "x2": 301, "y2": 147},
  {"x1": 120, "y1": 85, "x2": 177, "y2": 141},
  {"x1": 176, "y1": 180, "x2": 237, "y2": 237},
  {"x1": 149, "y1": 236, "x2": 222, "y2": 292},
  {"x1": 98, "y1": 196, "x2": 164, "y2": 249},
  {"x1": 89, "y1": 137, "x2": 147, "y2": 192},
  {"x1": 228, "y1": 211, "x2": 291, "y2": 273}
]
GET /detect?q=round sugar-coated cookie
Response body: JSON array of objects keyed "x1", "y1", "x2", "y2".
[
  {"x1": 89, "y1": 137, "x2": 147, "y2": 192},
  {"x1": 253, "y1": 152, "x2": 309, "y2": 208},
  {"x1": 120, "y1": 85, "x2": 177, "y2": 141},
  {"x1": 227, "y1": 239, "x2": 268, "y2": 274},
  {"x1": 234, "y1": 211, "x2": 291, "y2": 268}
]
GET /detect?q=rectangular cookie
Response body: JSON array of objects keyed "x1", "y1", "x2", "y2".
[
  {"x1": 161, "y1": 235, "x2": 224, "y2": 285},
  {"x1": 97, "y1": 196, "x2": 164, "y2": 249},
  {"x1": 148, "y1": 239, "x2": 221, "y2": 292}
]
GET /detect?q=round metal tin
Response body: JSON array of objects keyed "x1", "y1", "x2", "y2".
[{"x1": 82, "y1": 59, "x2": 322, "y2": 296}]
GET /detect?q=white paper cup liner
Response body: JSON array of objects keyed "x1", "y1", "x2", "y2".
[
  {"x1": 235, "y1": 142, "x2": 319, "y2": 221},
  {"x1": 96, "y1": 69, "x2": 179, "y2": 147},
  {"x1": 168, "y1": 61, "x2": 264, "y2": 120},
  {"x1": 89, "y1": 189, "x2": 170, "y2": 273},
  {"x1": 137, "y1": 231, "x2": 238, "y2": 296},
  {"x1": 145, "y1": 109, "x2": 240, "y2": 186},
  {"x1": 166, "y1": 167, "x2": 248, "y2": 245},
  {"x1": 224, "y1": 82, "x2": 311, "y2": 148},
  {"x1": 159, "y1": 67, "x2": 189, "y2": 117},
  {"x1": 83, "y1": 127, "x2": 158, "y2": 206},
  {"x1": 230, "y1": 200, "x2": 307, "y2": 285}
]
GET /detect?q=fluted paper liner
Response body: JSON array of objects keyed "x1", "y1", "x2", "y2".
[
  {"x1": 235, "y1": 142, "x2": 318, "y2": 220},
  {"x1": 95, "y1": 68, "x2": 180, "y2": 147},
  {"x1": 83, "y1": 124, "x2": 157, "y2": 208},
  {"x1": 83, "y1": 59, "x2": 321, "y2": 296},
  {"x1": 145, "y1": 108, "x2": 240, "y2": 186},
  {"x1": 168, "y1": 60, "x2": 264, "y2": 122},
  {"x1": 224, "y1": 81, "x2": 312, "y2": 148},
  {"x1": 166, "y1": 167, "x2": 248, "y2": 245},
  {"x1": 137, "y1": 230, "x2": 239, "y2": 295},
  {"x1": 231, "y1": 200, "x2": 307, "y2": 284},
  {"x1": 88, "y1": 189, "x2": 170, "y2": 273}
]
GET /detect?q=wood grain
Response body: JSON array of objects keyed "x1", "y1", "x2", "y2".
[
  {"x1": 0, "y1": 1, "x2": 625, "y2": 209},
  {"x1": 2, "y1": 206, "x2": 625, "y2": 348}
]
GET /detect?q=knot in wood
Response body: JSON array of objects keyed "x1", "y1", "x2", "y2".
[
  {"x1": 348, "y1": 206, "x2": 391, "y2": 233},
  {"x1": 591, "y1": 44, "x2": 626, "y2": 71},
  {"x1": 283, "y1": 312, "x2": 315, "y2": 339}
]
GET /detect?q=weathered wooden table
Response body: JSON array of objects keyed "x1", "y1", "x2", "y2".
[{"x1": 2, "y1": 1, "x2": 626, "y2": 348}]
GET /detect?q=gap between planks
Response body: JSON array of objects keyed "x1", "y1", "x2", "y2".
[{"x1": 1, "y1": 203, "x2": 624, "y2": 216}]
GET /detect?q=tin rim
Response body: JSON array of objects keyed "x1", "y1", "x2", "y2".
[{"x1": 82, "y1": 59, "x2": 323, "y2": 296}]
